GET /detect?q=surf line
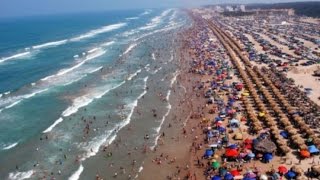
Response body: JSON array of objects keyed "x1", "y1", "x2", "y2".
[
  {"x1": 68, "y1": 76, "x2": 149, "y2": 180},
  {"x1": 42, "y1": 81, "x2": 125, "y2": 134}
]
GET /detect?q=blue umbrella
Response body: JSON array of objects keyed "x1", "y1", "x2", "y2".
[
  {"x1": 218, "y1": 126, "x2": 226, "y2": 133},
  {"x1": 247, "y1": 152, "x2": 255, "y2": 158},
  {"x1": 308, "y1": 145, "x2": 320, "y2": 154},
  {"x1": 208, "y1": 131, "x2": 214, "y2": 138},
  {"x1": 286, "y1": 171, "x2": 296, "y2": 179},
  {"x1": 224, "y1": 173, "x2": 234, "y2": 180},
  {"x1": 212, "y1": 175, "x2": 222, "y2": 180},
  {"x1": 263, "y1": 153, "x2": 273, "y2": 161},
  {"x1": 280, "y1": 131, "x2": 288, "y2": 139},
  {"x1": 228, "y1": 144, "x2": 238, "y2": 149},
  {"x1": 205, "y1": 149, "x2": 214, "y2": 157},
  {"x1": 242, "y1": 177, "x2": 255, "y2": 180}
]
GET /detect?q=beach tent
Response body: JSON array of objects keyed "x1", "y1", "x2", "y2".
[
  {"x1": 224, "y1": 173, "x2": 234, "y2": 180},
  {"x1": 300, "y1": 149, "x2": 310, "y2": 158},
  {"x1": 278, "y1": 165, "x2": 288, "y2": 174},
  {"x1": 263, "y1": 153, "x2": 273, "y2": 161},
  {"x1": 211, "y1": 175, "x2": 222, "y2": 180},
  {"x1": 225, "y1": 149, "x2": 239, "y2": 157},
  {"x1": 205, "y1": 149, "x2": 214, "y2": 157},
  {"x1": 308, "y1": 145, "x2": 320, "y2": 154},
  {"x1": 230, "y1": 170, "x2": 241, "y2": 176},
  {"x1": 286, "y1": 171, "x2": 296, "y2": 179},
  {"x1": 212, "y1": 161, "x2": 220, "y2": 169}
]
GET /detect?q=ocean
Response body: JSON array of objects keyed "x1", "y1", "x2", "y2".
[{"x1": 0, "y1": 9, "x2": 190, "y2": 179}]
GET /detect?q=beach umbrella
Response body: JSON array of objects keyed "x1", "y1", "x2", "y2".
[
  {"x1": 211, "y1": 175, "x2": 222, "y2": 180},
  {"x1": 286, "y1": 171, "x2": 297, "y2": 179},
  {"x1": 272, "y1": 172, "x2": 280, "y2": 180},
  {"x1": 212, "y1": 161, "x2": 220, "y2": 169},
  {"x1": 263, "y1": 153, "x2": 273, "y2": 161},
  {"x1": 225, "y1": 149, "x2": 239, "y2": 157},
  {"x1": 280, "y1": 131, "x2": 289, "y2": 139},
  {"x1": 224, "y1": 173, "x2": 234, "y2": 180},
  {"x1": 219, "y1": 168, "x2": 228, "y2": 177},
  {"x1": 300, "y1": 149, "x2": 310, "y2": 158},
  {"x1": 278, "y1": 165, "x2": 288, "y2": 174},
  {"x1": 230, "y1": 170, "x2": 241, "y2": 176},
  {"x1": 205, "y1": 149, "x2": 214, "y2": 157},
  {"x1": 247, "y1": 152, "x2": 255, "y2": 158},
  {"x1": 308, "y1": 145, "x2": 320, "y2": 154},
  {"x1": 228, "y1": 144, "x2": 238, "y2": 149}
]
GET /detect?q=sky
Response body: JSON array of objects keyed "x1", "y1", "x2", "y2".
[{"x1": 0, "y1": 0, "x2": 313, "y2": 18}]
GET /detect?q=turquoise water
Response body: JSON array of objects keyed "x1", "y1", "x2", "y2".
[{"x1": 0, "y1": 8, "x2": 190, "y2": 179}]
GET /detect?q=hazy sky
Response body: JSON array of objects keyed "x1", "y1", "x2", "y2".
[{"x1": 0, "y1": 0, "x2": 312, "y2": 18}]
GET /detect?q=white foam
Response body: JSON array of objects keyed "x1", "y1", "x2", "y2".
[
  {"x1": 4, "y1": 100, "x2": 22, "y2": 109},
  {"x1": 62, "y1": 81, "x2": 125, "y2": 117},
  {"x1": 8, "y1": 170, "x2": 34, "y2": 180},
  {"x1": 121, "y1": 43, "x2": 138, "y2": 56},
  {"x1": 138, "y1": 166, "x2": 144, "y2": 172},
  {"x1": 70, "y1": 23, "x2": 127, "y2": 42},
  {"x1": 126, "y1": 17, "x2": 139, "y2": 20},
  {"x1": 139, "y1": 9, "x2": 172, "y2": 30},
  {"x1": 0, "y1": 88, "x2": 48, "y2": 113},
  {"x1": 0, "y1": 94, "x2": 2, "y2": 98},
  {"x1": 87, "y1": 48, "x2": 99, "y2": 54},
  {"x1": 32, "y1": 39, "x2": 68, "y2": 49},
  {"x1": 68, "y1": 164, "x2": 83, "y2": 180},
  {"x1": 127, "y1": 69, "x2": 142, "y2": 81},
  {"x1": 140, "y1": 10, "x2": 152, "y2": 16},
  {"x1": 89, "y1": 66, "x2": 103, "y2": 74},
  {"x1": 170, "y1": 71, "x2": 179, "y2": 87},
  {"x1": 43, "y1": 118, "x2": 63, "y2": 133},
  {"x1": 101, "y1": 41, "x2": 115, "y2": 47},
  {"x1": 56, "y1": 49, "x2": 106, "y2": 77},
  {"x1": 152, "y1": 67, "x2": 162, "y2": 74},
  {"x1": 3, "y1": 142, "x2": 18, "y2": 150},
  {"x1": 31, "y1": 83, "x2": 36, "y2": 86},
  {"x1": 0, "y1": 51, "x2": 31, "y2": 64},
  {"x1": 63, "y1": 75, "x2": 87, "y2": 86},
  {"x1": 152, "y1": 53, "x2": 156, "y2": 61},
  {"x1": 4, "y1": 91, "x2": 10, "y2": 95}
]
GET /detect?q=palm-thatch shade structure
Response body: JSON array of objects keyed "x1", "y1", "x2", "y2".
[{"x1": 254, "y1": 138, "x2": 277, "y2": 153}]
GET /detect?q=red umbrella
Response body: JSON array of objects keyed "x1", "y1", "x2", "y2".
[
  {"x1": 278, "y1": 165, "x2": 288, "y2": 174},
  {"x1": 244, "y1": 138, "x2": 253, "y2": 144},
  {"x1": 230, "y1": 169, "x2": 241, "y2": 176},
  {"x1": 225, "y1": 148, "x2": 239, "y2": 157}
]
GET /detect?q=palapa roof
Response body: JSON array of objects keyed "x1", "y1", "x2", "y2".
[{"x1": 254, "y1": 138, "x2": 277, "y2": 153}]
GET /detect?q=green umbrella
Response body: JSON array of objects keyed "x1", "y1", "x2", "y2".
[{"x1": 212, "y1": 161, "x2": 220, "y2": 169}]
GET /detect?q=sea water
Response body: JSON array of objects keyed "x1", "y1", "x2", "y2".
[{"x1": 0, "y1": 8, "x2": 191, "y2": 179}]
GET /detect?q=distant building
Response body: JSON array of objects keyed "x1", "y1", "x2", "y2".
[
  {"x1": 226, "y1": 6, "x2": 234, "y2": 12},
  {"x1": 214, "y1": 6, "x2": 224, "y2": 13},
  {"x1": 240, "y1": 5, "x2": 246, "y2": 12}
]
